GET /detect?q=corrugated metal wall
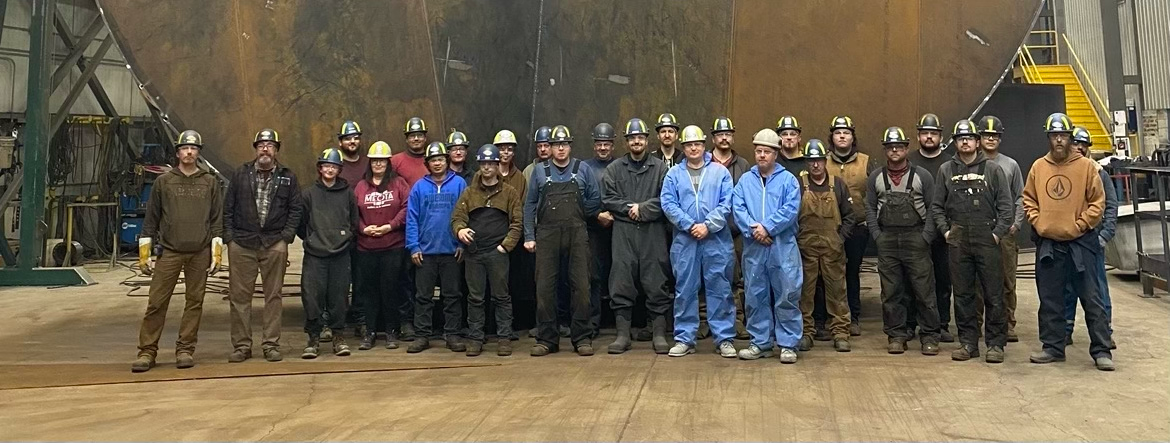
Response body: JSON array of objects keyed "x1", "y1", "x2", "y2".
[
  {"x1": 1133, "y1": 0, "x2": 1170, "y2": 109},
  {"x1": 1061, "y1": 0, "x2": 1112, "y2": 109}
]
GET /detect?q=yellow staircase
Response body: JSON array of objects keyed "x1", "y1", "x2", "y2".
[
  {"x1": 1028, "y1": 65, "x2": 1112, "y2": 148},
  {"x1": 1016, "y1": 32, "x2": 1113, "y2": 152}
]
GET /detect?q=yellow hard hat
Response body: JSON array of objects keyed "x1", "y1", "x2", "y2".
[{"x1": 368, "y1": 141, "x2": 392, "y2": 159}]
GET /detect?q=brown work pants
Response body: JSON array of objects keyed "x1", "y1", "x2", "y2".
[
  {"x1": 137, "y1": 247, "x2": 211, "y2": 358},
  {"x1": 801, "y1": 243, "x2": 850, "y2": 339},
  {"x1": 228, "y1": 241, "x2": 289, "y2": 351}
]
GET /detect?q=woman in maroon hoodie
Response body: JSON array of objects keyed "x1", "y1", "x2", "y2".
[{"x1": 353, "y1": 141, "x2": 412, "y2": 350}]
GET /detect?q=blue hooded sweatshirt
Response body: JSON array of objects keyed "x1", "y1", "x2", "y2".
[{"x1": 406, "y1": 170, "x2": 467, "y2": 255}]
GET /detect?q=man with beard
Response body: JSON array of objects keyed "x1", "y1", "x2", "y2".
[
  {"x1": 335, "y1": 121, "x2": 368, "y2": 339},
  {"x1": 523, "y1": 125, "x2": 602, "y2": 356},
  {"x1": 1023, "y1": 114, "x2": 1111, "y2": 370},
  {"x1": 909, "y1": 113, "x2": 954, "y2": 342},
  {"x1": 826, "y1": 115, "x2": 877, "y2": 337},
  {"x1": 393, "y1": 117, "x2": 431, "y2": 186},
  {"x1": 776, "y1": 116, "x2": 806, "y2": 176},
  {"x1": 390, "y1": 116, "x2": 430, "y2": 340},
  {"x1": 131, "y1": 130, "x2": 223, "y2": 372},
  {"x1": 708, "y1": 116, "x2": 750, "y2": 341},
  {"x1": 866, "y1": 127, "x2": 941, "y2": 356},
  {"x1": 653, "y1": 113, "x2": 685, "y2": 169},
  {"x1": 978, "y1": 116, "x2": 1025, "y2": 343},
  {"x1": 225, "y1": 129, "x2": 302, "y2": 363},
  {"x1": 602, "y1": 118, "x2": 671, "y2": 354},
  {"x1": 931, "y1": 119, "x2": 1013, "y2": 364},
  {"x1": 584, "y1": 123, "x2": 617, "y2": 337},
  {"x1": 447, "y1": 129, "x2": 476, "y2": 181},
  {"x1": 523, "y1": 126, "x2": 553, "y2": 181}
]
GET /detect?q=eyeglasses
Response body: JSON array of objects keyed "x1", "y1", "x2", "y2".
[
  {"x1": 955, "y1": 135, "x2": 978, "y2": 142},
  {"x1": 884, "y1": 144, "x2": 908, "y2": 151},
  {"x1": 981, "y1": 134, "x2": 1001, "y2": 141}
]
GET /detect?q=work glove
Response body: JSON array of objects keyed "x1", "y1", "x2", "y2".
[
  {"x1": 138, "y1": 237, "x2": 154, "y2": 275},
  {"x1": 208, "y1": 237, "x2": 224, "y2": 276}
]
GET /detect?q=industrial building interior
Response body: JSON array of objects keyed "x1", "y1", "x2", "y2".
[{"x1": 0, "y1": 0, "x2": 1168, "y2": 441}]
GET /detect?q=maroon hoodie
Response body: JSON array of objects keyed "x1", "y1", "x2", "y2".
[{"x1": 353, "y1": 175, "x2": 410, "y2": 251}]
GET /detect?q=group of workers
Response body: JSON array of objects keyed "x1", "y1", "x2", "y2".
[{"x1": 129, "y1": 111, "x2": 1118, "y2": 373}]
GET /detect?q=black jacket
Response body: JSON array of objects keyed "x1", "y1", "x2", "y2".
[
  {"x1": 298, "y1": 178, "x2": 358, "y2": 257},
  {"x1": 223, "y1": 161, "x2": 303, "y2": 249}
]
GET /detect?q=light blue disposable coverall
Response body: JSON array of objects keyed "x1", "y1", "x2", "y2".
[
  {"x1": 661, "y1": 153, "x2": 736, "y2": 346},
  {"x1": 732, "y1": 164, "x2": 803, "y2": 350}
]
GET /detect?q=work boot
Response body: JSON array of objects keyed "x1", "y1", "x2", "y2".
[
  {"x1": 737, "y1": 344, "x2": 773, "y2": 360},
  {"x1": 401, "y1": 323, "x2": 417, "y2": 341},
  {"x1": 635, "y1": 327, "x2": 653, "y2": 341},
  {"x1": 717, "y1": 341, "x2": 738, "y2": 358},
  {"x1": 921, "y1": 342, "x2": 940, "y2": 356},
  {"x1": 887, "y1": 338, "x2": 907, "y2": 354},
  {"x1": 951, "y1": 344, "x2": 979, "y2": 361},
  {"x1": 176, "y1": 352, "x2": 195, "y2": 369},
  {"x1": 466, "y1": 341, "x2": 483, "y2": 357},
  {"x1": 302, "y1": 334, "x2": 320, "y2": 359},
  {"x1": 497, "y1": 338, "x2": 512, "y2": 356},
  {"x1": 668, "y1": 342, "x2": 695, "y2": 357},
  {"x1": 530, "y1": 343, "x2": 552, "y2": 357},
  {"x1": 385, "y1": 331, "x2": 401, "y2": 350},
  {"x1": 228, "y1": 348, "x2": 251, "y2": 363},
  {"x1": 447, "y1": 337, "x2": 467, "y2": 352},
  {"x1": 576, "y1": 342, "x2": 595, "y2": 356},
  {"x1": 833, "y1": 338, "x2": 851, "y2": 352},
  {"x1": 814, "y1": 324, "x2": 832, "y2": 342},
  {"x1": 333, "y1": 337, "x2": 351, "y2": 357},
  {"x1": 359, "y1": 333, "x2": 375, "y2": 351},
  {"x1": 849, "y1": 319, "x2": 861, "y2": 336},
  {"x1": 779, "y1": 348, "x2": 798, "y2": 364},
  {"x1": 320, "y1": 326, "x2": 333, "y2": 343},
  {"x1": 797, "y1": 335, "x2": 813, "y2": 351},
  {"x1": 985, "y1": 346, "x2": 1005, "y2": 363},
  {"x1": 735, "y1": 323, "x2": 750, "y2": 341},
  {"x1": 263, "y1": 348, "x2": 283, "y2": 362},
  {"x1": 651, "y1": 316, "x2": 671, "y2": 355},
  {"x1": 939, "y1": 328, "x2": 955, "y2": 343},
  {"x1": 1095, "y1": 356, "x2": 1116, "y2": 371},
  {"x1": 407, "y1": 338, "x2": 431, "y2": 353},
  {"x1": 1109, "y1": 338, "x2": 1117, "y2": 350},
  {"x1": 1006, "y1": 329, "x2": 1019, "y2": 343},
  {"x1": 1029, "y1": 350, "x2": 1065, "y2": 364},
  {"x1": 1066, "y1": 333, "x2": 1074, "y2": 345},
  {"x1": 608, "y1": 313, "x2": 633, "y2": 354},
  {"x1": 131, "y1": 355, "x2": 155, "y2": 373}
]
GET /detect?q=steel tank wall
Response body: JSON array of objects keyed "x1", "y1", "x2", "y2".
[{"x1": 98, "y1": 0, "x2": 1042, "y2": 180}]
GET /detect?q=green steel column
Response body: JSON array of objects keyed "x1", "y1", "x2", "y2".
[{"x1": 18, "y1": 0, "x2": 55, "y2": 269}]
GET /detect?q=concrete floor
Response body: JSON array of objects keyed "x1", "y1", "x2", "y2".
[{"x1": 0, "y1": 245, "x2": 1167, "y2": 441}]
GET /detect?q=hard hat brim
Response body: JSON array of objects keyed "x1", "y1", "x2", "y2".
[{"x1": 752, "y1": 141, "x2": 781, "y2": 149}]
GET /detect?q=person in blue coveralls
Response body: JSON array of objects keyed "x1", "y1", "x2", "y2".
[
  {"x1": 731, "y1": 128, "x2": 803, "y2": 363},
  {"x1": 660, "y1": 124, "x2": 738, "y2": 358}
]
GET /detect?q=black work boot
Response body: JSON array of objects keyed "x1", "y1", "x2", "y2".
[
  {"x1": 651, "y1": 316, "x2": 671, "y2": 354},
  {"x1": 608, "y1": 310, "x2": 633, "y2": 354},
  {"x1": 358, "y1": 325, "x2": 374, "y2": 350}
]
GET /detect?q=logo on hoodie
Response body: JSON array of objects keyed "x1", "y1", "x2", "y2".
[
  {"x1": 1046, "y1": 175, "x2": 1072, "y2": 200},
  {"x1": 364, "y1": 190, "x2": 396, "y2": 208}
]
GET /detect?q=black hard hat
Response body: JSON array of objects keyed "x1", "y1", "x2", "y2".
[
  {"x1": 917, "y1": 113, "x2": 943, "y2": 131},
  {"x1": 592, "y1": 123, "x2": 615, "y2": 141},
  {"x1": 829, "y1": 115, "x2": 855, "y2": 132},
  {"x1": 711, "y1": 116, "x2": 735, "y2": 134},
  {"x1": 978, "y1": 116, "x2": 1004, "y2": 134},
  {"x1": 253, "y1": 128, "x2": 280, "y2": 149},
  {"x1": 550, "y1": 125, "x2": 573, "y2": 143},
  {"x1": 952, "y1": 119, "x2": 979, "y2": 138},
  {"x1": 655, "y1": 113, "x2": 680, "y2": 131}
]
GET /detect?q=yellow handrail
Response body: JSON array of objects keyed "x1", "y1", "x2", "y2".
[
  {"x1": 1017, "y1": 45, "x2": 1044, "y2": 83},
  {"x1": 1061, "y1": 33, "x2": 1112, "y2": 138},
  {"x1": 1026, "y1": 30, "x2": 1059, "y2": 64}
]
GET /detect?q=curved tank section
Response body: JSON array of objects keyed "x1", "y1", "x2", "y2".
[{"x1": 98, "y1": 0, "x2": 1042, "y2": 179}]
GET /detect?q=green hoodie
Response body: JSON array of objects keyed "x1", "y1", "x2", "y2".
[{"x1": 142, "y1": 167, "x2": 223, "y2": 252}]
